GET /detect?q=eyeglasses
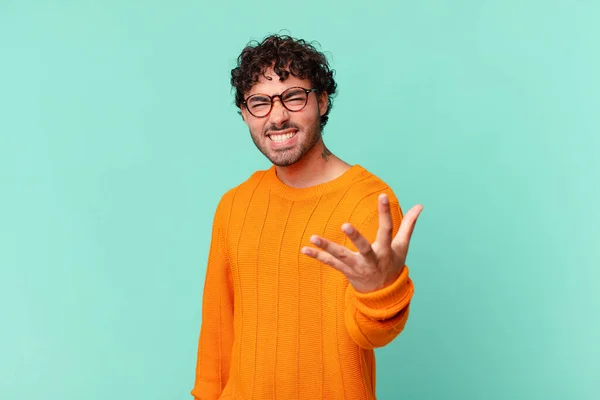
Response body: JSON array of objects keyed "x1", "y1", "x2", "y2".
[{"x1": 242, "y1": 87, "x2": 318, "y2": 118}]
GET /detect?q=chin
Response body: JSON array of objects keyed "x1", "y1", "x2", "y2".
[{"x1": 268, "y1": 151, "x2": 303, "y2": 167}]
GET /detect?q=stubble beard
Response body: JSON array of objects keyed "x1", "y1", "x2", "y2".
[{"x1": 251, "y1": 118, "x2": 322, "y2": 167}]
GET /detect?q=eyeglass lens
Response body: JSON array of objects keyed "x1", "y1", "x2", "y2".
[{"x1": 246, "y1": 88, "x2": 309, "y2": 117}]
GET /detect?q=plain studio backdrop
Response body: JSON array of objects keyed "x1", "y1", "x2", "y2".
[{"x1": 1, "y1": 1, "x2": 598, "y2": 399}]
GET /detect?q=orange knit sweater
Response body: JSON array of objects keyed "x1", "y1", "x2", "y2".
[{"x1": 192, "y1": 164, "x2": 414, "y2": 400}]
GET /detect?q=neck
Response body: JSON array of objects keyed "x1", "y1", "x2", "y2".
[{"x1": 274, "y1": 138, "x2": 351, "y2": 188}]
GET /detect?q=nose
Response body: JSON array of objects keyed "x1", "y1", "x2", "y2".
[{"x1": 269, "y1": 97, "x2": 289, "y2": 125}]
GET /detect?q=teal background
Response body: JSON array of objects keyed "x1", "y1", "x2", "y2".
[{"x1": 1, "y1": 0, "x2": 599, "y2": 399}]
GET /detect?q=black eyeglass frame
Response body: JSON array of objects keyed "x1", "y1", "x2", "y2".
[{"x1": 242, "y1": 87, "x2": 318, "y2": 118}]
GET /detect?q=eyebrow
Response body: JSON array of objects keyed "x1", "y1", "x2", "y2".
[
  {"x1": 248, "y1": 94, "x2": 270, "y2": 101},
  {"x1": 247, "y1": 87, "x2": 302, "y2": 98}
]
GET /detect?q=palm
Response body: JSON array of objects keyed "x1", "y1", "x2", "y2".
[{"x1": 301, "y1": 194, "x2": 423, "y2": 293}]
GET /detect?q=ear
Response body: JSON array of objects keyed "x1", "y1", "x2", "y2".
[
  {"x1": 318, "y1": 91, "x2": 329, "y2": 117},
  {"x1": 240, "y1": 105, "x2": 250, "y2": 124}
]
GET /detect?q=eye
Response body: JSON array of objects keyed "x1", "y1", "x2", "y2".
[
  {"x1": 283, "y1": 90, "x2": 307, "y2": 105},
  {"x1": 247, "y1": 96, "x2": 270, "y2": 109}
]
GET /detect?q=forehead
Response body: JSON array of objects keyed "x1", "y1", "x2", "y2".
[{"x1": 248, "y1": 67, "x2": 311, "y2": 96}]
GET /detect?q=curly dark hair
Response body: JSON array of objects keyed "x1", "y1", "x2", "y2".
[{"x1": 231, "y1": 34, "x2": 337, "y2": 130}]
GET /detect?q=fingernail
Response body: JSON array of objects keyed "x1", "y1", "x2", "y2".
[
  {"x1": 310, "y1": 236, "x2": 321, "y2": 246},
  {"x1": 381, "y1": 194, "x2": 389, "y2": 204},
  {"x1": 342, "y1": 224, "x2": 353, "y2": 234}
]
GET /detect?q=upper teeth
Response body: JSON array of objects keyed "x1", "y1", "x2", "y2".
[{"x1": 270, "y1": 132, "x2": 295, "y2": 142}]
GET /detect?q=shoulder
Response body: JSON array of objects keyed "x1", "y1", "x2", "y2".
[
  {"x1": 213, "y1": 167, "x2": 270, "y2": 216},
  {"x1": 345, "y1": 165, "x2": 403, "y2": 225}
]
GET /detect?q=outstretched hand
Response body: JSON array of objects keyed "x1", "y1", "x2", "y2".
[{"x1": 301, "y1": 193, "x2": 423, "y2": 293}]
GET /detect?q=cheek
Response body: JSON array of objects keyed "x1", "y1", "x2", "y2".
[
  {"x1": 293, "y1": 109, "x2": 318, "y2": 128},
  {"x1": 301, "y1": 109, "x2": 321, "y2": 127},
  {"x1": 248, "y1": 120, "x2": 265, "y2": 136}
]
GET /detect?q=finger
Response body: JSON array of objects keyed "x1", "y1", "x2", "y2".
[
  {"x1": 300, "y1": 245, "x2": 354, "y2": 276},
  {"x1": 341, "y1": 223, "x2": 377, "y2": 264},
  {"x1": 375, "y1": 193, "x2": 393, "y2": 247},
  {"x1": 392, "y1": 204, "x2": 424, "y2": 253},
  {"x1": 307, "y1": 235, "x2": 358, "y2": 267}
]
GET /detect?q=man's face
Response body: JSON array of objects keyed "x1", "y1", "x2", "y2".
[{"x1": 241, "y1": 67, "x2": 328, "y2": 167}]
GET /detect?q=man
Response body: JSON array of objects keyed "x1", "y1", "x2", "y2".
[{"x1": 191, "y1": 34, "x2": 423, "y2": 400}]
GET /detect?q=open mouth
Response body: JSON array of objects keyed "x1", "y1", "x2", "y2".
[{"x1": 267, "y1": 130, "x2": 297, "y2": 143}]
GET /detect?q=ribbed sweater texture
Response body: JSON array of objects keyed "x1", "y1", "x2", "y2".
[{"x1": 192, "y1": 164, "x2": 414, "y2": 400}]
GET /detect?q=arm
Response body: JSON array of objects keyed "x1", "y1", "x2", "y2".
[
  {"x1": 344, "y1": 202, "x2": 414, "y2": 349},
  {"x1": 344, "y1": 264, "x2": 413, "y2": 349},
  {"x1": 301, "y1": 192, "x2": 422, "y2": 350},
  {"x1": 191, "y1": 200, "x2": 234, "y2": 399}
]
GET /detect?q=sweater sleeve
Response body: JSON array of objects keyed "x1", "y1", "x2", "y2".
[
  {"x1": 344, "y1": 201, "x2": 415, "y2": 349},
  {"x1": 191, "y1": 199, "x2": 235, "y2": 399}
]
